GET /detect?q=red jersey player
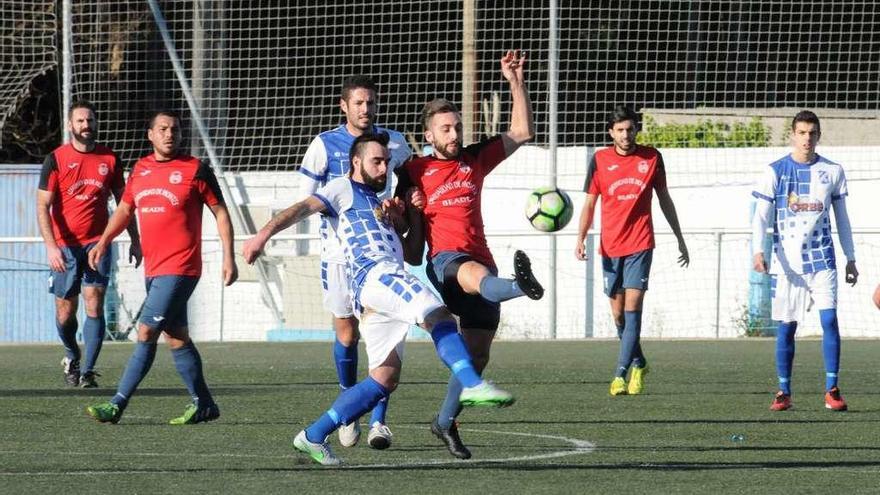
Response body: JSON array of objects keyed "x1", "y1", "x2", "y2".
[
  {"x1": 37, "y1": 100, "x2": 141, "y2": 388},
  {"x1": 85, "y1": 111, "x2": 237, "y2": 425},
  {"x1": 575, "y1": 105, "x2": 689, "y2": 397},
  {"x1": 397, "y1": 50, "x2": 541, "y2": 459}
]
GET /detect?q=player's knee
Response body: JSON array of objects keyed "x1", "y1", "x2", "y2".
[
  {"x1": 334, "y1": 317, "x2": 359, "y2": 346},
  {"x1": 422, "y1": 306, "x2": 455, "y2": 329},
  {"x1": 135, "y1": 323, "x2": 160, "y2": 343},
  {"x1": 873, "y1": 285, "x2": 880, "y2": 310}
]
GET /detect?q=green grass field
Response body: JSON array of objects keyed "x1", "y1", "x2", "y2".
[{"x1": 2, "y1": 340, "x2": 880, "y2": 494}]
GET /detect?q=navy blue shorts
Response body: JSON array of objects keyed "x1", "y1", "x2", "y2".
[
  {"x1": 426, "y1": 251, "x2": 500, "y2": 331},
  {"x1": 139, "y1": 275, "x2": 200, "y2": 330},
  {"x1": 48, "y1": 242, "x2": 111, "y2": 299},
  {"x1": 602, "y1": 249, "x2": 653, "y2": 297}
]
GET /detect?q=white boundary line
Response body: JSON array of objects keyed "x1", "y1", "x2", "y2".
[{"x1": 0, "y1": 427, "x2": 595, "y2": 475}]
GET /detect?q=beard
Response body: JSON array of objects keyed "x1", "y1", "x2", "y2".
[
  {"x1": 434, "y1": 140, "x2": 461, "y2": 159},
  {"x1": 72, "y1": 129, "x2": 96, "y2": 145},
  {"x1": 361, "y1": 171, "x2": 387, "y2": 192}
]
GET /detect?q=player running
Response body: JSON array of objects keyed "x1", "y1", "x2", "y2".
[
  {"x1": 243, "y1": 133, "x2": 514, "y2": 466},
  {"x1": 85, "y1": 111, "x2": 238, "y2": 424},
  {"x1": 37, "y1": 100, "x2": 142, "y2": 388},
  {"x1": 298, "y1": 76, "x2": 412, "y2": 449},
  {"x1": 575, "y1": 105, "x2": 689, "y2": 397},
  {"x1": 396, "y1": 50, "x2": 542, "y2": 460},
  {"x1": 752, "y1": 110, "x2": 858, "y2": 412}
]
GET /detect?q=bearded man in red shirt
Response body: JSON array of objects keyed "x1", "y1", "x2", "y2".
[
  {"x1": 397, "y1": 50, "x2": 542, "y2": 459},
  {"x1": 575, "y1": 105, "x2": 689, "y2": 397}
]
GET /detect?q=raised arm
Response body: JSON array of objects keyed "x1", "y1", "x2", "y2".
[
  {"x1": 242, "y1": 196, "x2": 327, "y2": 264},
  {"x1": 499, "y1": 50, "x2": 535, "y2": 157}
]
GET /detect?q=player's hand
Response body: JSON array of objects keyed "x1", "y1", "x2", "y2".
[
  {"x1": 752, "y1": 253, "x2": 768, "y2": 273},
  {"x1": 87, "y1": 241, "x2": 107, "y2": 271},
  {"x1": 872, "y1": 284, "x2": 880, "y2": 310},
  {"x1": 575, "y1": 239, "x2": 588, "y2": 261},
  {"x1": 223, "y1": 259, "x2": 238, "y2": 286},
  {"x1": 845, "y1": 260, "x2": 858, "y2": 286},
  {"x1": 677, "y1": 240, "x2": 690, "y2": 268},
  {"x1": 129, "y1": 241, "x2": 143, "y2": 268},
  {"x1": 500, "y1": 49, "x2": 526, "y2": 85},
  {"x1": 242, "y1": 232, "x2": 268, "y2": 265},
  {"x1": 46, "y1": 245, "x2": 65, "y2": 272},
  {"x1": 382, "y1": 197, "x2": 407, "y2": 232},
  {"x1": 406, "y1": 187, "x2": 426, "y2": 210}
]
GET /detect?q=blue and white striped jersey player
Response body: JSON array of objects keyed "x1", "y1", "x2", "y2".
[
  {"x1": 297, "y1": 76, "x2": 411, "y2": 449},
  {"x1": 243, "y1": 133, "x2": 514, "y2": 465},
  {"x1": 752, "y1": 110, "x2": 858, "y2": 413}
]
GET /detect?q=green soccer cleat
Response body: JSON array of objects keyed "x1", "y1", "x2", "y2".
[
  {"x1": 86, "y1": 402, "x2": 122, "y2": 424},
  {"x1": 627, "y1": 365, "x2": 649, "y2": 395},
  {"x1": 459, "y1": 381, "x2": 516, "y2": 408},
  {"x1": 609, "y1": 377, "x2": 628, "y2": 396},
  {"x1": 169, "y1": 403, "x2": 220, "y2": 425},
  {"x1": 293, "y1": 430, "x2": 342, "y2": 466}
]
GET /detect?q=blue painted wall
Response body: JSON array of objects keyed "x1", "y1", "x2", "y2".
[{"x1": 0, "y1": 165, "x2": 57, "y2": 342}]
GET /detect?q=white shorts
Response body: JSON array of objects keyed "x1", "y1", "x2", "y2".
[
  {"x1": 357, "y1": 262, "x2": 445, "y2": 369},
  {"x1": 321, "y1": 261, "x2": 354, "y2": 318},
  {"x1": 771, "y1": 269, "x2": 837, "y2": 322}
]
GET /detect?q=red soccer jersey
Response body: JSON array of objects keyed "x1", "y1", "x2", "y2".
[
  {"x1": 399, "y1": 136, "x2": 507, "y2": 267},
  {"x1": 38, "y1": 143, "x2": 124, "y2": 247},
  {"x1": 585, "y1": 145, "x2": 667, "y2": 258},
  {"x1": 122, "y1": 154, "x2": 223, "y2": 277}
]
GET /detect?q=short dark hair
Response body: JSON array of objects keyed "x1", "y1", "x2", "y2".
[
  {"x1": 348, "y1": 132, "x2": 390, "y2": 175},
  {"x1": 421, "y1": 98, "x2": 459, "y2": 130},
  {"x1": 147, "y1": 110, "x2": 181, "y2": 129},
  {"x1": 606, "y1": 105, "x2": 639, "y2": 131},
  {"x1": 341, "y1": 76, "x2": 378, "y2": 101},
  {"x1": 792, "y1": 110, "x2": 820, "y2": 132},
  {"x1": 69, "y1": 100, "x2": 96, "y2": 119}
]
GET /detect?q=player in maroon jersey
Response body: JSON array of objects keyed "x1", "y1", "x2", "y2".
[
  {"x1": 575, "y1": 105, "x2": 689, "y2": 397},
  {"x1": 36, "y1": 101, "x2": 142, "y2": 388},
  {"x1": 396, "y1": 50, "x2": 541, "y2": 459},
  {"x1": 84, "y1": 111, "x2": 238, "y2": 425}
]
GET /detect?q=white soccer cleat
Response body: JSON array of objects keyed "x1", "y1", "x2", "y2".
[
  {"x1": 337, "y1": 420, "x2": 361, "y2": 447},
  {"x1": 293, "y1": 430, "x2": 342, "y2": 466},
  {"x1": 367, "y1": 422, "x2": 393, "y2": 450}
]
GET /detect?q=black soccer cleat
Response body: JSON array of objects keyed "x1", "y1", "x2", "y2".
[
  {"x1": 513, "y1": 250, "x2": 544, "y2": 300},
  {"x1": 431, "y1": 415, "x2": 472, "y2": 460},
  {"x1": 80, "y1": 371, "x2": 100, "y2": 388},
  {"x1": 62, "y1": 357, "x2": 80, "y2": 387}
]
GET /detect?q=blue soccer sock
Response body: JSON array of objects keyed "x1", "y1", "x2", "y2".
[
  {"x1": 478, "y1": 275, "x2": 524, "y2": 303},
  {"x1": 614, "y1": 311, "x2": 642, "y2": 378},
  {"x1": 437, "y1": 374, "x2": 466, "y2": 429},
  {"x1": 369, "y1": 396, "x2": 389, "y2": 426},
  {"x1": 616, "y1": 319, "x2": 646, "y2": 368},
  {"x1": 305, "y1": 376, "x2": 388, "y2": 443},
  {"x1": 56, "y1": 318, "x2": 80, "y2": 362},
  {"x1": 171, "y1": 340, "x2": 214, "y2": 407},
  {"x1": 111, "y1": 342, "x2": 158, "y2": 409},
  {"x1": 333, "y1": 339, "x2": 358, "y2": 389},
  {"x1": 81, "y1": 315, "x2": 105, "y2": 374},
  {"x1": 430, "y1": 320, "x2": 481, "y2": 388},
  {"x1": 775, "y1": 321, "x2": 797, "y2": 395},
  {"x1": 820, "y1": 309, "x2": 840, "y2": 391}
]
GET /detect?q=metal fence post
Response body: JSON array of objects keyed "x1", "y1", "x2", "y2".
[{"x1": 715, "y1": 231, "x2": 723, "y2": 338}]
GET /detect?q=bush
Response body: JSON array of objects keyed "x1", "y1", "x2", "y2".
[{"x1": 637, "y1": 114, "x2": 771, "y2": 148}]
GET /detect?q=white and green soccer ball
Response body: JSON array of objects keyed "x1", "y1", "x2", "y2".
[{"x1": 524, "y1": 187, "x2": 574, "y2": 232}]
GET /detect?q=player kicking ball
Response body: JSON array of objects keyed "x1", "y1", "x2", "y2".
[
  {"x1": 242, "y1": 133, "x2": 514, "y2": 466},
  {"x1": 752, "y1": 110, "x2": 858, "y2": 412}
]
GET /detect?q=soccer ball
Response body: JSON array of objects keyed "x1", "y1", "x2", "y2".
[{"x1": 525, "y1": 187, "x2": 574, "y2": 232}]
